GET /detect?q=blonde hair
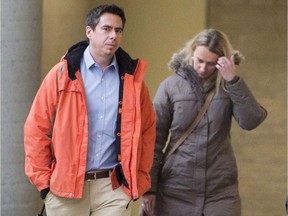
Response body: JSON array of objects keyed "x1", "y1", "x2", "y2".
[{"x1": 168, "y1": 29, "x2": 244, "y2": 91}]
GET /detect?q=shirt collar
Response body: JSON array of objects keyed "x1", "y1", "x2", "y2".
[{"x1": 83, "y1": 46, "x2": 118, "y2": 71}]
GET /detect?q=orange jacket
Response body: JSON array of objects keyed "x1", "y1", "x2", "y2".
[{"x1": 24, "y1": 41, "x2": 156, "y2": 200}]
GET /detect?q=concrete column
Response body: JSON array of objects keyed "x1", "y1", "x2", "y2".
[{"x1": 1, "y1": 0, "x2": 42, "y2": 215}]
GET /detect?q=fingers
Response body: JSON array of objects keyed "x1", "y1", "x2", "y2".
[
  {"x1": 142, "y1": 204, "x2": 152, "y2": 216},
  {"x1": 216, "y1": 56, "x2": 236, "y2": 81},
  {"x1": 141, "y1": 194, "x2": 156, "y2": 216},
  {"x1": 217, "y1": 56, "x2": 232, "y2": 68}
]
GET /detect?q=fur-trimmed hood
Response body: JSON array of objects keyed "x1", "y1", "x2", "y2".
[
  {"x1": 168, "y1": 48, "x2": 188, "y2": 71},
  {"x1": 168, "y1": 44, "x2": 244, "y2": 71}
]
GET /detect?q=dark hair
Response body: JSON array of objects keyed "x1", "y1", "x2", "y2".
[{"x1": 86, "y1": 4, "x2": 126, "y2": 30}]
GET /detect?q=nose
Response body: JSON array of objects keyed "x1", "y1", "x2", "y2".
[{"x1": 109, "y1": 30, "x2": 117, "y2": 39}]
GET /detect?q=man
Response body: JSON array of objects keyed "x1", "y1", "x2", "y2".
[{"x1": 24, "y1": 4, "x2": 156, "y2": 216}]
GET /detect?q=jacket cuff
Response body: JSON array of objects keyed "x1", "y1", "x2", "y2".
[
  {"x1": 40, "y1": 187, "x2": 50, "y2": 200},
  {"x1": 226, "y1": 75, "x2": 240, "y2": 85}
]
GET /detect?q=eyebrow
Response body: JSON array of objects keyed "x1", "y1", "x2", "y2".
[
  {"x1": 195, "y1": 57, "x2": 217, "y2": 65},
  {"x1": 101, "y1": 24, "x2": 123, "y2": 31}
]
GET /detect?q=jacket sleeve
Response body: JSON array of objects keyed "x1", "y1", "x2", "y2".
[
  {"x1": 136, "y1": 82, "x2": 156, "y2": 196},
  {"x1": 149, "y1": 80, "x2": 173, "y2": 193},
  {"x1": 226, "y1": 77, "x2": 267, "y2": 130},
  {"x1": 24, "y1": 63, "x2": 60, "y2": 192}
]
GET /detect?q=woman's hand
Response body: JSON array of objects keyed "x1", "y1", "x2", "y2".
[
  {"x1": 140, "y1": 194, "x2": 156, "y2": 216},
  {"x1": 216, "y1": 55, "x2": 236, "y2": 81}
]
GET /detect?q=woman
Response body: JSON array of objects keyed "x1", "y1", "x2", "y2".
[{"x1": 141, "y1": 29, "x2": 267, "y2": 216}]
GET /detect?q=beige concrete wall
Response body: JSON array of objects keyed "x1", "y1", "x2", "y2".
[
  {"x1": 41, "y1": 0, "x2": 90, "y2": 78},
  {"x1": 207, "y1": 1, "x2": 287, "y2": 215},
  {"x1": 98, "y1": 0, "x2": 207, "y2": 97}
]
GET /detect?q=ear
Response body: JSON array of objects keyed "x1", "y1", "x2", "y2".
[{"x1": 85, "y1": 26, "x2": 93, "y2": 39}]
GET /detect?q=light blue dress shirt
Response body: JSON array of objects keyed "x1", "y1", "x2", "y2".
[{"x1": 80, "y1": 46, "x2": 120, "y2": 171}]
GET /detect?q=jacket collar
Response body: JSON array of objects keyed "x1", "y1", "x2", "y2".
[{"x1": 64, "y1": 40, "x2": 138, "y2": 80}]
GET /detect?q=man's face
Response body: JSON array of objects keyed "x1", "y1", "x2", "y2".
[{"x1": 86, "y1": 13, "x2": 123, "y2": 60}]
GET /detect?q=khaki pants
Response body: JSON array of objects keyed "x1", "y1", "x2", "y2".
[{"x1": 44, "y1": 178, "x2": 131, "y2": 216}]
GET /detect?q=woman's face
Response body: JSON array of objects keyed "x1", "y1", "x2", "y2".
[{"x1": 192, "y1": 45, "x2": 219, "y2": 81}]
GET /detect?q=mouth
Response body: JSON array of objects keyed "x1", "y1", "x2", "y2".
[{"x1": 105, "y1": 43, "x2": 116, "y2": 48}]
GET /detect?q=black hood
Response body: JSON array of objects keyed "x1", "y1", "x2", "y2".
[
  {"x1": 64, "y1": 40, "x2": 88, "y2": 80},
  {"x1": 64, "y1": 40, "x2": 139, "y2": 80}
]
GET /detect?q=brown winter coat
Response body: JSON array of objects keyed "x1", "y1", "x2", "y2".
[{"x1": 149, "y1": 65, "x2": 267, "y2": 216}]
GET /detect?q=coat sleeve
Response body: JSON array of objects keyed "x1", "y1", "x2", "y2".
[
  {"x1": 149, "y1": 79, "x2": 173, "y2": 193},
  {"x1": 225, "y1": 77, "x2": 267, "y2": 130},
  {"x1": 136, "y1": 82, "x2": 156, "y2": 196},
  {"x1": 24, "y1": 64, "x2": 60, "y2": 191}
]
